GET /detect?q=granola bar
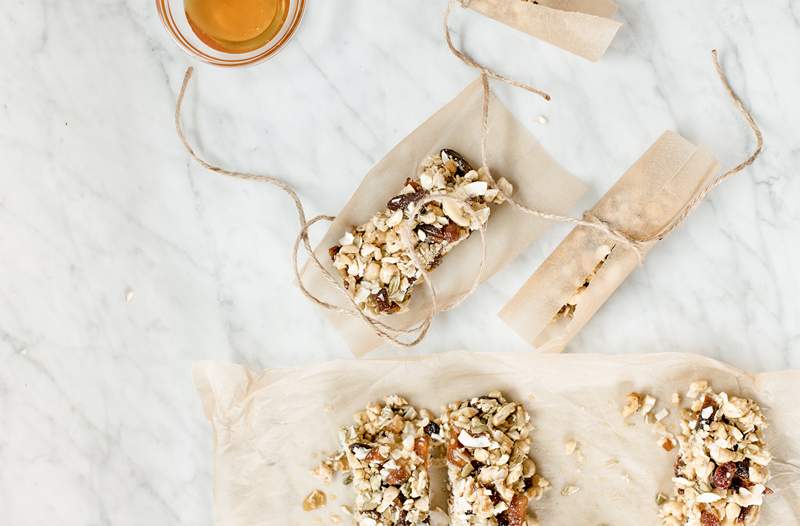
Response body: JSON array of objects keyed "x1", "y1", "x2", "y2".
[
  {"x1": 329, "y1": 149, "x2": 512, "y2": 315},
  {"x1": 340, "y1": 395, "x2": 436, "y2": 526},
  {"x1": 659, "y1": 381, "x2": 772, "y2": 526},
  {"x1": 440, "y1": 391, "x2": 549, "y2": 526}
]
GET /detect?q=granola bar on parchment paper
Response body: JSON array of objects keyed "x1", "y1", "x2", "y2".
[
  {"x1": 329, "y1": 150, "x2": 512, "y2": 316},
  {"x1": 658, "y1": 382, "x2": 772, "y2": 526},
  {"x1": 335, "y1": 395, "x2": 437, "y2": 525},
  {"x1": 440, "y1": 391, "x2": 550, "y2": 526}
]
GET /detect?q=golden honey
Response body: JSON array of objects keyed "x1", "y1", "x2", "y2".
[{"x1": 185, "y1": 0, "x2": 290, "y2": 54}]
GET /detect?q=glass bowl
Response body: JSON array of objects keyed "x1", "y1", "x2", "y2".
[{"x1": 156, "y1": 0, "x2": 306, "y2": 67}]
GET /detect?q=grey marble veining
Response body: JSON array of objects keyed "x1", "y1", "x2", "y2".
[{"x1": 0, "y1": 1, "x2": 798, "y2": 524}]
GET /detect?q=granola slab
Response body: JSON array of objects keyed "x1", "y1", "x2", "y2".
[
  {"x1": 339, "y1": 395, "x2": 436, "y2": 526},
  {"x1": 659, "y1": 382, "x2": 772, "y2": 526},
  {"x1": 329, "y1": 150, "x2": 512, "y2": 316},
  {"x1": 440, "y1": 391, "x2": 549, "y2": 526}
]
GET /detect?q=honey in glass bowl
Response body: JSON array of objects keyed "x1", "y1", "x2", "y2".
[{"x1": 185, "y1": 0, "x2": 290, "y2": 54}]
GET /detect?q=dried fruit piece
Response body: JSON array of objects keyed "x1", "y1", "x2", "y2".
[
  {"x1": 700, "y1": 510, "x2": 720, "y2": 526},
  {"x1": 440, "y1": 148, "x2": 473, "y2": 175},
  {"x1": 387, "y1": 189, "x2": 427, "y2": 211},
  {"x1": 506, "y1": 494, "x2": 528, "y2": 526},
  {"x1": 385, "y1": 467, "x2": 411, "y2": 485},
  {"x1": 712, "y1": 462, "x2": 736, "y2": 489}
]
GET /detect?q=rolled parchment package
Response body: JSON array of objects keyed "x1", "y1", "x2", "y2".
[
  {"x1": 193, "y1": 352, "x2": 800, "y2": 526},
  {"x1": 302, "y1": 80, "x2": 586, "y2": 356},
  {"x1": 465, "y1": 0, "x2": 623, "y2": 61},
  {"x1": 500, "y1": 131, "x2": 720, "y2": 352}
]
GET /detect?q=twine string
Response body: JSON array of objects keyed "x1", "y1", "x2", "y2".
[{"x1": 173, "y1": 2, "x2": 763, "y2": 349}]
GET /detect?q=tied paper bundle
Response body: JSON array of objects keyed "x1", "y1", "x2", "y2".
[
  {"x1": 500, "y1": 131, "x2": 720, "y2": 351},
  {"x1": 193, "y1": 352, "x2": 800, "y2": 526},
  {"x1": 300, "y1": 81, "x2": 585, "y2": 356},
  {"x1": 499, "y1": 51, "x2": 764, "y2": 353},
  {"x1": 462, "y1": 0, "x2": 623, "y2": 61}
]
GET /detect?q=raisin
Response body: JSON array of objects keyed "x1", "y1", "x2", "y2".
[
  {"x1": 385, "y1": 467, "x2": 411, "y2": 485},
  {"x1": 506, "y1": 494, "x2": 528, "y2": 526},
  {"x1": 442, "y1": 222, "x2": 462, "y2": 243},
  {"x1": 737, "y1": 506, "x2": 751, "y2": 522},
  {"x1": 732, "y1": 458, "x2": 751, "y2": 490},
  {"x1": 424, "y1": 422, "x2": 440, "y2": 436},
  {"x1": 489, "y1": 490, "x2": 502, "y2": 505},
  {"x1": 441, "y1": 149, "x2": 474, "y2": 175},
  {"x1": 387, "y1": 189, "x2": 427, "y2": 211},
  {"x1": 735, "y1": 459, "x2": 751, "y2": 479},
  {"x1": 418, "y1": 223, "x2": 446, "y2": 241},
  {"x1": 712, "y1": 462, "x2": 737, "y2": 489},
  {"x1": 496, "y1": 512, "x2": 509, "y2": 526},
  {"x1": 699, "y1": 395, "x2": 719, "y2": 425},
  {"x1": 371, "y1": 289, "x2": 400, "y2": 314},
  {"x1": 700, "y1": 510, "x2": 721, "y2": 526},
  {"x1": 471, "y1": 459, "x2": 483, "y2": 471}
]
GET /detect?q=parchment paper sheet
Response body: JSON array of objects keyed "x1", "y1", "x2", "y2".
[
  {"x1": 194, "y1": 352, "x2": 800, "y2": 526},
  {"x1": 500, "y1": 131, "x2": 720, "y2": 352},
  {"x1": 466, "y1": 0, "x2": 623, "y2": 61},
  {"x1": 301, "y1": 80, "x2": 586, "y2": 356}
]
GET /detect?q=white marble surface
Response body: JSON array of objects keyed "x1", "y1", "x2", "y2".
[{"x1": 1, "y1": 1, "x2": 799, "y2": 524}]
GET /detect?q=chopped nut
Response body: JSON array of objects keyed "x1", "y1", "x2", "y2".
[
  {"x1": 641, "y1": 395, "x2": 657, "y2": 416},
  {"x1": 622, "y1": 392, "x2": 642, "y2": 418},
  {"x1": 303, "y1": 489, "x2": 327, "y2": 511},
  {"x1": 560, "y1": 485, "x2": 580, "y2": 497},
  {"x1": 564, "y1": 438, "x2": 578, "y2": 456}
]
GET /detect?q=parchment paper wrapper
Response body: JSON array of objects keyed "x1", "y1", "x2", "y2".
[
  {"x1": 466, "y1": 0, "x2": 623, "y2": 61},
  {"x1": 301, "y1": 79, "x2": 586, "y2": 356},
  {"x1": 500, "y1": 131, "x2": 720, "y2": 352},
  {"x1": 193, "y1": 351, "x2": 800, "y2": 526}
]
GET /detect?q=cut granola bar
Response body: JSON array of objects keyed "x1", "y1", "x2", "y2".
[
  {"x1": 440, "y1": 391, "x2": 549, "y2": 526},
  {"x1": 339, "y1": 395, "x2": 437, "y2": 526},
  {"x1": 330, "y1": 149, "x2": 512, "y2": 315},
  {"x1": 659, "y1": 382, "x2": 772, "y2": 526}
]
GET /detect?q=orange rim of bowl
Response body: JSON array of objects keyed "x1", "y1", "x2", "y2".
[{"x1": 156, "y1": 0, "x2": 306, "y2": 67}]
